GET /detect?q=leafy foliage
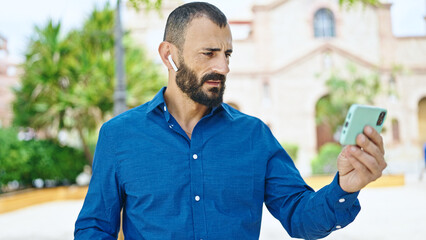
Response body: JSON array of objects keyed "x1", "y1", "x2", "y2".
[
  {"x1": 128, "y1": 0, "x2": 163, "y2": 11},
  {"x1": 316, "y1": 64, "x2": 381, "y2": 133},
  {"x1": 13, "y1": 4, "x2": 166, "y2": 163},
  {"x1": 0, "y1": 128, "x2": 86, "y2": 190},
  {"x1": 311, "y1": 143, "x2": 342, "y2": 175},
  {"x1": 339, "y1": 0, "x2": 380, "y2": 7},
  {"x1": 13, "y1": 21, "x2": 72, "y2": 131}
]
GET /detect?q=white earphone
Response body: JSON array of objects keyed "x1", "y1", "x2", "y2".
[{"x1": 168, "y1": 55, "x2": 179, "y2": 72}]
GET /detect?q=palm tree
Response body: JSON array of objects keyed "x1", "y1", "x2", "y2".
[
  {"x1": 14, "y1": 4, "x2": 165, "y2": 164},
  {"x1": 13, "y1": 20, "x2": 72, "y2": 138}
]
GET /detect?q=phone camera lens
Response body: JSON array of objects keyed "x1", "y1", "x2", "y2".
[{"x1": 376, "y1": 111, "x2": 386, "y2": 126}]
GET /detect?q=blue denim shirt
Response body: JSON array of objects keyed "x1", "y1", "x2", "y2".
[{"x1": 74, "y1": 87, "x2": 360, "y2": 240}]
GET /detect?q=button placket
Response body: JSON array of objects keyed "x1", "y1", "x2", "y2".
[{"x1": 188, "y1": 130, "x2": 207, "y2": 239}]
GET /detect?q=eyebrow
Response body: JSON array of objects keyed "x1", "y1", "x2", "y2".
[{"x1": 203, "y1": 48, "x2": 233, "y2": 54}]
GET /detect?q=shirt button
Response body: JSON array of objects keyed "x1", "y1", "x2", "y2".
[
  {"x1": 336, "y1": 225, "x2": 342, "y2": 229},
  {"x1": 339, "y1": 198, "x2": 346, "y2": 203},
  {"x1": 193, "y1": 154, "x2": 198, "y2": 160},
  {"x1": 163, "y1": 106, "x2": 167, "y2": 111},
  {"x1": 195, "y1": 195, "x2": 200, "y2": 201}
]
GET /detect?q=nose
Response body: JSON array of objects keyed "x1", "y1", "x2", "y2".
[{"x1": 211, "y1": 54, "x2": 230, "y2": 75}]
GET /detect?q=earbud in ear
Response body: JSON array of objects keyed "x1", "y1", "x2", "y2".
[{"x1": 168, "y1": 55, "x2": 179, "y2": 72}]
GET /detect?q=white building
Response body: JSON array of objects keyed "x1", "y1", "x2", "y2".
[
  {"x1": 0, "y1": 34, "x2": 19, "y2": 128},
  {"x1": 126, "y1": 0, "x2": 426, "y2": 175}
]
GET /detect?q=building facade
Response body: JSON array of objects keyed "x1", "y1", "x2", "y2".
[
  {"x1": 0, "y1": 35, "x2": 19, "y2": 128},
  {"x1": 127, "y1": 0, "x2": 426, "y2": 175}
]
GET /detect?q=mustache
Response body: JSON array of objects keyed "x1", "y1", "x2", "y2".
[{"x1": 201, "y1": 73, "x2": 226, "y2": 84}]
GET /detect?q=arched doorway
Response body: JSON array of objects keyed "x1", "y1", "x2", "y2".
[
  {"x1": 418, "y1": 97, "x2": 426, "y2": 144},
  {"x1": 315, "y1": 95, "x2": 336, "y2": 150}
]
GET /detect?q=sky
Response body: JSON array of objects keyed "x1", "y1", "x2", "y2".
[{"x1": 0, "y1": 0, "x2": 425, "y2": 62}]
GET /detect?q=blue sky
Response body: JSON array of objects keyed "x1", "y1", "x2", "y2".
[{"x1": 0, "y1": 0, "x2": 425, "y2": 61}]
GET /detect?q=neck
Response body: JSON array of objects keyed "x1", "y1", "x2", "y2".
[{"x1": 164, "y1": 84, "x2": 210, "y2": 138}]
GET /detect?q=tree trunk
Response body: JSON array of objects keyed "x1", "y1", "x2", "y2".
[{"x1": 76, "y1": 126, "x2": 93, "y2": 165}]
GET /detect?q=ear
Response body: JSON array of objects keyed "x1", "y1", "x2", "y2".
[{"x1": 158, "y1": 41, "x2": 177, "y2": 72}]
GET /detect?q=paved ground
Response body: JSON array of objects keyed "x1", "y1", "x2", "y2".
[
  {"x1": 260, "y1": 175, "x2": 426, "y2": 240},
  {"x1": 1, "y1": 175, "x2": 425, "y2": 240}
]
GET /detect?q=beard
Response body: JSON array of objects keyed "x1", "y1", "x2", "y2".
[{"x1": 175, "y1": 58, "x2": 226, "y2": 108}]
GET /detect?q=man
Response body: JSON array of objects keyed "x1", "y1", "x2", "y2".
[{"x1": 74, "y1": 2, "x2": 386, "y2": 239}]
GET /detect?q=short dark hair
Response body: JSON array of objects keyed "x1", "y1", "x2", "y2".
[{"x1": 163, "y1": 2, "x2": 228, "y2": 50}]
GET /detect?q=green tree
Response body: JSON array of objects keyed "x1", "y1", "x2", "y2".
[
  {"x1": 339, "y1": 0, "x2": 380, "y2": 7},
  {"x1": 316, "y1": 64, "x2": 381, "y2": 134},
  {"x1": 13, "y1": 20, "x2": 73, "y2": 136},
  {"x1": 128, "y1": 0, "x2": 163, "y2": 11},
  {"x1": 13, "y1": 4, "x2": 166, "y2": 164}
]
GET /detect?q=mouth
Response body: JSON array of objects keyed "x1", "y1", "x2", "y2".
[{"x1": 204, "y1": 80, "x2": 222, "y2": 87}]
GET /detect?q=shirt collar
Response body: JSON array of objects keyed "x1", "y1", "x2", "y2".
[
  {"x1": 146, "y1": 86, "x2": 234, "y2": 120},
  {"x1": 219, "y1": 103, "x2": 235, "y2": 120},
  {"x1": 146, "y1": 86, "x2": 167, "y2": 113}
]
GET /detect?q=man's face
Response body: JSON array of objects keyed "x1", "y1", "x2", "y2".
[
  {"x1": 175, "y1": 55, "x2": 226, "y2": 108},
  {"x1": 175, "y1": 17, "x2": 232, "y2": 108}
]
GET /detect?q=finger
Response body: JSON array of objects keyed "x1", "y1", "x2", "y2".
[
  {"x1": 356, "y1": 134, "x2": 384, "y2": 164},
  {"x1": 338, "y1": 146, "x2": 355, "y2": 176},
  {"x1": 356, "y1": 133, "x2": 387, "y2": 170},
  {"x1": 347, "y1": 152, "x2": 373, "y2": 182},
  {"x1": 363, "y1": 126, "x2": 385, "y2": 154},
  {"x1": 349, "y1": 145, "x2": 382, "y2": 179}
]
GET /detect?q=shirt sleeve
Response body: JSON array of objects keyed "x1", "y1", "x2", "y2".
[
  {"x1": 74, "y1": 123, "x2": 124, "y2": 239},
  {"x1": 263, "y1": 125, "x2": 360, "y2": 240}
]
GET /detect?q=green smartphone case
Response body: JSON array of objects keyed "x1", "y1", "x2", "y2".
[{"x1": 339, "y1": 104, "x2": 387, "y2": 145}]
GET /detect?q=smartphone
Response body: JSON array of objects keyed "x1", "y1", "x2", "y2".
[{"x1": 339, "y1": 104, "x2": 387, "y2": 145}]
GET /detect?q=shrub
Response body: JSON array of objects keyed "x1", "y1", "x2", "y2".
[
  {"x1": 0, "y1": 128, "x2": 86, "y2": 190},
  {"x1": 281, "y1": 142, "x2": 299, "y2": 162},
  {"x1": 0, "y1": 128, "x2": 27, "y2": 185},
  {"x1": 311, "y1": 143, "x2": 342, "y2": 175}
]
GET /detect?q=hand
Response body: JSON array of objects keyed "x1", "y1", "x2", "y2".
[{"x1": 337, "y1": 126, "x2": 387, "y2": 193}]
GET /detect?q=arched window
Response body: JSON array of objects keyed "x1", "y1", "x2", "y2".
[{"x1": 314, "y1": 8, "x2": 335, "y2": 38}]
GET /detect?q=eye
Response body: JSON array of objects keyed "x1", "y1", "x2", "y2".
[
  {"x1": 203, "y1": 52, "x2": 214, "y2": 57},
  {"x1": 225, "y1": 53, "x2": 232, "y2": 58}
]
